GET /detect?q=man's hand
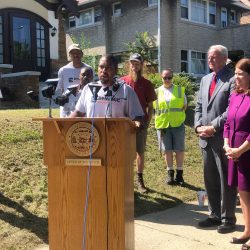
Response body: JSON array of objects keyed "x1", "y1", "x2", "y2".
[
  {"x1": 134, "y1": 121, "x2": 144, "y2": 129},
  {"x1": 197, "y1": 126, "x2": 215, "y2": 138}
]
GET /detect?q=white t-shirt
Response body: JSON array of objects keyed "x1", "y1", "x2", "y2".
[
  {"x1": 56, "y1": 62, "x2": 93, "y2": 117},
  {"x1": 75, "y1": 81, "x2": 144, "y2": 120}
]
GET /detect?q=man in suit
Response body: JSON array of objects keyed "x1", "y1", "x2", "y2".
[{"x1": 194, "y1": 45, "x2": 237, "y2": 233}]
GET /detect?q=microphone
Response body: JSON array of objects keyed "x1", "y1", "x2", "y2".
[
  {"x1": 88, "y1": 83, "x2": 102, "y2": 101},
  {"x1": 54, "y1": 84, "x2": 79, "y2": 106}
]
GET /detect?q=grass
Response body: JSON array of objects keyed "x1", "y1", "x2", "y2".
[{"x1": 0, "y1": 108, "x2": 204, "y2": 250}]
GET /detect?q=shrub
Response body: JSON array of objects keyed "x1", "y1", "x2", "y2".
[{"x1": 146, "y1": 72, "x2": 199, "y2": 106}]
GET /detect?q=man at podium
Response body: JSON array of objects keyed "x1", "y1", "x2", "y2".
[{"x1": 70, "y1": 55, "x2": 144, "y2": 122}]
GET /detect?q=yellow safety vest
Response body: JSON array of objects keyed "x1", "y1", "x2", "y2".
[{"x1": 153, "y1": 85, "x2": 186, "y2": 129}]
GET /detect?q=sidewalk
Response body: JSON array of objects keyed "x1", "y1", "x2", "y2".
[
  {"x1": 35, "y1": 201, "x2": 244, "y2": 250},
  {"x1": 135, "y1": 200, "x2": 243, "y2": 250}
]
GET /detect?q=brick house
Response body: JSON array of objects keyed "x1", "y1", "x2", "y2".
[{"x1": 66, "y1": 0, "x2": 250, "y2": 77}]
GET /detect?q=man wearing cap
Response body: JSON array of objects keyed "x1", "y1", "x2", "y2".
[
  {"x1": 121, "y1": 53, "x2": 157, "y2": 193},
  {"x1": 56, "y1": 43, "x2": 93, "y2": 117}
]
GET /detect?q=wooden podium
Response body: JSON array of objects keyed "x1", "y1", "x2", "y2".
[{"x1": 34, "y1": 118, "x2": 136, "y2": 250}]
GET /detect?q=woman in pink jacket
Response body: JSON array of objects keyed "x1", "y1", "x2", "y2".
[{"x1": 223, "y1": 58, "x2": 250, "y2": 250}]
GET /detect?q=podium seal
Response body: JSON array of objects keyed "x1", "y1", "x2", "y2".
[{"x1": 66, "y1": 122, "x2": 100, "y2": 157}]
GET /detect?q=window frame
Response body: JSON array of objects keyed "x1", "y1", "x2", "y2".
[
  {"x1": 191, "y1": 0, "x2": 207, "y2": 24},
  {"x1": 112, "y1": 2, "x2": 122, "y2": 17},
  {"x1": 148, "y1": 0, "x2": 158, "y2": 8},
  {"x1": 230, "y1": 9, "x2": 236, "y2": 23},
  {"x1": 180, "y1": 0, "x2": 216, "y2": 27},
  {"x1": 181, "y1": 0, "x2": 189, "y2": 19},
  {"x1": 69, "y1": 6, "x2": 102, "y2": 29},
  {"x1": 181, "y1": 49, "x2": 208, "y2": 76},
  {"x1": 221, "y1": 7, "x2": 228, "y2": 27},
  {"x1": 208, "y1": 1, "x2": 216, "y2": 25}
]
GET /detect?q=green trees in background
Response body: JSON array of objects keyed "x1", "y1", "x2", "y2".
[
  {"x1": 147, "y1": 72, "x2": 199, "y2": 106},
  {"x1": 70, "y1": 33, "x2": 99, "y2": 72},
  {"x1": 124, "y1": 31, "x2": 157, "y2": 65}
]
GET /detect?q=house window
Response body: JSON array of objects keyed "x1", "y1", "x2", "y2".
[
  {"x1": 181, "y1": 0, "x2": 216, "y2": 25},
  {"x1": 181, "y1": 50, "x2": 207, "y2": 75},
  {"x1": 113, "y1": 2, "x2": 122, "y2": 16},
  {"x1": 181, "y1": 50, "x2": 188, "y2": 72},
  {"x1": 94, "y1": 6, "x2": 102, "y2": 22},
  {"x1": 78, "y1": 9, "x2": 93, "y2": 26},
  {"x1": 221, "y1": 7, "x2": 227, "y2": 27},
  {"x1": 191, "y1": 0, "x2": 207, "y2": 23},
  {"x1": 76, "y1": 6, "x2": 102, "y2": 27},
  {"x1": 0, "y1": 16, "x2": 3, "y2": 63},
  {"x1": 209, "y1": 1, "x2": 216, "y2": 25},
  {"x1": 13, "y1": 17, "x2": 31, "y2": 60},
  {"x1": 230, "y1": 10, "x2": 236, "y2": 23},
  {"x1": 148, "y1": 0, "x2": 158, "y2": 7},
  {"x1": 36, "y1": 22, "x2": 45, "y2": 67},
  {"x1": 69, "y1": 15, "x2": 76, "y2": 28},
  {"x1": 181, "y1": 0, "x2": 189, "y2": 19},
  {"x1": 191, "y1": 51, "x2": 206, "y2": 74}
]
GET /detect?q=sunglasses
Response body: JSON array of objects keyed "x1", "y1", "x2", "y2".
[{"x1": 163, "y1": 76, "x2": 173, "y2": 80}]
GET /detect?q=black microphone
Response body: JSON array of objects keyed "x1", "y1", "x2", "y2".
[{"x1": 88, "y1": 83, "x2": 102, "y2": 101}]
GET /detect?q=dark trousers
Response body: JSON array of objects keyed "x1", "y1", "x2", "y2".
[{"x1": 201, "y1": 142, "x2": 237, "y2": 223}]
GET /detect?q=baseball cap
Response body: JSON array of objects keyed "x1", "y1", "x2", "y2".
[
  {"x1": 129, "y1": 53, "x2": 143, "y2": 63},
  {"x1": 68, "y1": 44, "x2": 82, "y2": 54}
]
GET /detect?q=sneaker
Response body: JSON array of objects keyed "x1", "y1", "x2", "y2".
[{"x1": 198, "y1": 218, "x2": 221, "y2": 228}]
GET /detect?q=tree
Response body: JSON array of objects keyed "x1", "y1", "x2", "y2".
[
  {"x1": 69, "y1": 33, "x2": 98, "y2": 71},
  {"x1": 124, "y1": 31, "x2": 156, "y2": 64}
]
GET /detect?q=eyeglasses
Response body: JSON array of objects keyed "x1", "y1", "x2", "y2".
[{"x1": 163, "y1": 76, "x2": 173, "y2": 80}]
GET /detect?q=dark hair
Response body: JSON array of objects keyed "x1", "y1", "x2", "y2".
[
  {"x1": 100, "y1": 54, "x2": 118, "y2": 69},
  {"x1": 235, "y1": 58, "x2": 250, "y2": 74},
  {"x1": 235, "y1": 58, "x2": 250, "y2": 95},
  {"x1": 162, "y1": 68, "x2": 174, "y2": 77}
]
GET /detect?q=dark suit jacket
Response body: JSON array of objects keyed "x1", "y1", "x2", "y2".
[{"x1": 194, "y1": 66, "x2": 235, "y2": 149}]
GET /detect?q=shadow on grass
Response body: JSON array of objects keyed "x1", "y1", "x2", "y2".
[
  {"x1": 134, "y1": 188, "x2": 183, "y2": 217},
  {"x1": 185, "y1": 106, "x2": 195, "y2": 127},
  {"x1": 0, "y1": 192, "x2": 48, "y2": 243},
  {"x1": 182, "y1": 182, "x2": 202, "y2": 192}
]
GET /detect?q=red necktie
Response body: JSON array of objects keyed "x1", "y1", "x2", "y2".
[{"x1": 209, "y1": 74, "x2": 217, "y2": 99}]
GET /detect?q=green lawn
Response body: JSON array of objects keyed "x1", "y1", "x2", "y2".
[{"x1": 0, "y1": 108, "x2": 204, "y2": 250}]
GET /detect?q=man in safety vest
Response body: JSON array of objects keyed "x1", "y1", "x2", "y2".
[{"x1": 153, "y1": 68, "x2": 187, "y2": 186}]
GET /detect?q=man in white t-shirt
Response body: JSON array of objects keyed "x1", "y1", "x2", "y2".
[
  {"x1": 56, "y1": 44, "x2": 93, "y2": 117},
  {"x1": 70, "y1": 55, "x2": 144, "y2": 121}
]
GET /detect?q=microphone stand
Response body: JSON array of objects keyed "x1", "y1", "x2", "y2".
[{"x1": 106, "y1": 89, "x2": 113, "y2": 118}]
